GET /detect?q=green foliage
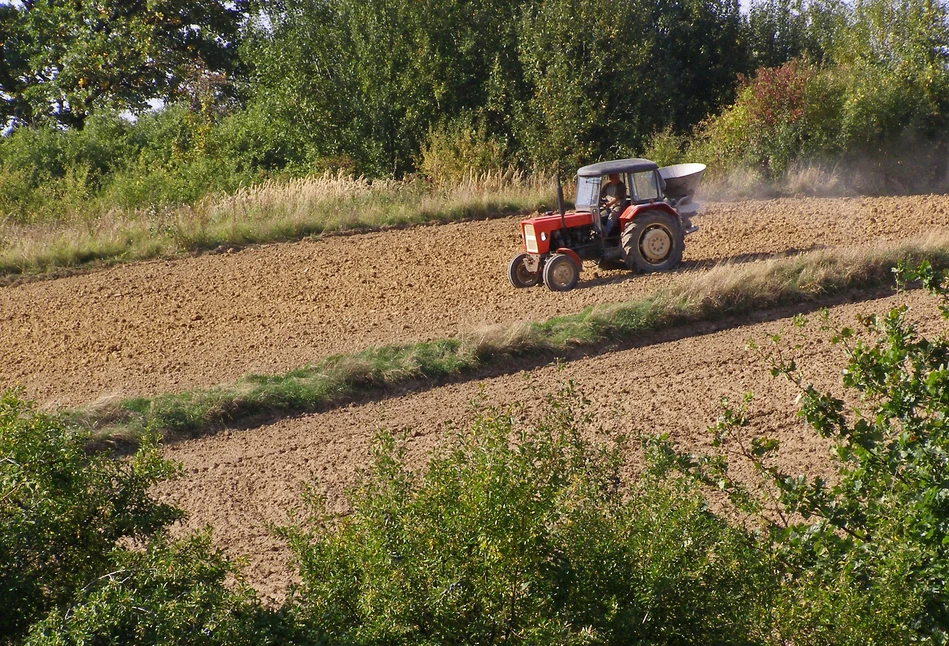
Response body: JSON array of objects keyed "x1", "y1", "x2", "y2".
[
  {"x1": 238, "y1": 0, "x2": 747, "y2": 176},
  {"x1": 677, "y1": 261, "x2": 949, "y2": 643},
  {"x1": 241, "y1": 0, "x2": 524, "y2": 177},
  {"x1": 417, "y1": 119, "x2": 507, "y2": 185},
  {"x1": 515, "y1": 0, "x2": 747, "y2": 169},
  {"x1": 23, "y1": 533, "x2": 281, "y2": 646},
  {"x1": 693, "y1": 59, "x2": 845, "y2": 177},
  {"x1": 3, "y1": 0, "x2": 949, "y2": 219},
  {"x1": 0, "y1": 389, "x2": 289, "y2": 645},
  {"x1": 0, "y1": 390, "x2": 182, "y2": 640},
  {"x1": 693, "y1": 0, "x2": 949, "y2": 186},
  {"x1": 746, "y1": 0, "x2": 848, "y2": 68},
  {"x1": 282, "y1": 384, "x2": 768, "y2": 645},
  {"x1": 641, "y1": 127, "x2": 690, "y2": 168},
  {"x1": 0, "y1": 0, "x2": 246, "y2": 129},
  {"x1": 0, "y1": 106, "x2": 260, "y2": 223}
]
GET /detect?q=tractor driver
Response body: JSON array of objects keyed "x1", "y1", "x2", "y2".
[{"x1": 600, "y1": 173, "x2": 627, "y2": 236}]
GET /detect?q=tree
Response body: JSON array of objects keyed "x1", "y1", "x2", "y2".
[
  {"x1": 1, "y1": 0, "x2": 248, "y2": 130},
  {"x1": 515, "y1": 0, "x2": 658, "y2": 168},
  {"x1": 241, "y1": 0, "x2": 525, "y2": 177},
  {"x1": 515, "y1": 0, "x2": 748, "y2": 169},
  {"x1": 651, "y1": 0, "x2": 749, "y2": 131},
  {"x1": 745, "y1": 0, "x2": 847, "y2": 68}
]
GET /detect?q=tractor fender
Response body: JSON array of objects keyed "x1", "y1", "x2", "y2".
[
  {"x1": 554, "y1": 248, "x2": 583, "y2": 272},
  {"x1": 618, "y1": 202, "x2": 681, "y2": 233}
]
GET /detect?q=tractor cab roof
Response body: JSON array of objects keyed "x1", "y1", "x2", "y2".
[{"x1": 576, "y1": 158, "x2": 658, "y2": 177}]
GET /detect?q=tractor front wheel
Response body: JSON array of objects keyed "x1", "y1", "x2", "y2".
[
  {"x1": 543, "y1": 253, "x2": 580, "y2": 292},
  {"x1": 508, "y1": 253, "x2": 541, "y2": 288},
  {"x1": 622, "y1": 211, "x2": 683, "y2": 272}
]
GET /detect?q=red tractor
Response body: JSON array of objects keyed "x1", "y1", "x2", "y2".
[{"x1": 507, "y1": 159, "x2": 705, "y2": 291}]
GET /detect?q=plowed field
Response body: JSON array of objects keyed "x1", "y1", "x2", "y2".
[{"x1": 4, "y1": 193, "x2": 949, "y2": 600}]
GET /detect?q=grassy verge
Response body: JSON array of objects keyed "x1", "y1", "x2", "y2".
[
  {"x1": 0, "y1": 170, "x2": 553, "y2": 281},
  {"x1": 71, "y1": 234, "x2": 949, "y2": 447}
]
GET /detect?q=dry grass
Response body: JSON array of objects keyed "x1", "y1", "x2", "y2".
[{"x1": 0, "y1": 170, "x2": 553, "y2": 280}]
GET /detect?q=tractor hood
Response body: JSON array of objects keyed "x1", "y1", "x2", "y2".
[{"x1": 521, "y1": 210, "x2": 596, "y2": 229}]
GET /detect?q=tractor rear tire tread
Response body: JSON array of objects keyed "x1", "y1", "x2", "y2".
[{"x1": 622, "y1": 211, "x2": 684, "y2": 273}]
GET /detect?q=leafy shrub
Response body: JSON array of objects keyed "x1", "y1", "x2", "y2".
[
  {"x1": 23, "y1": 533, "x2": 281, "y2": 646},
  {"x1": 691, "y1": 0, "x2": 949, "y2": 191},
  {"x1": 676, "y1": 262, "x2": 949, "y2": 644},
  {"x1": 417, "y1": 119, "x2": 507, "y2": 186},
  {"x1": 0, "y1": 390, "x2": 284, "y2": 645},
  {"x1": 0, "y1": 106, "x2": 262, "y2": 224},
  {"x1": 0, "y1": 391, "x2": 182, "y2": 640},
  {"x1": 640, "y1": 127, "x2": 689, "y2": 168},
  {"x1": 691, "y1": 60, "x2": 827, "y2": 178},
  {"x1": 282, "y1": 384, "x2": 769, "y2": 645}
]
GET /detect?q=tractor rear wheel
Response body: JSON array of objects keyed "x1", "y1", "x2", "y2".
[
  {"x1": 508, "y1": 253, "x2": 541, "y2": 288},
  {"x1": 543, "y1": 253, "x2": 580, "y2": 292},
  {"x1": 622, "y1": 211, "x2": 683, "y2": 272}
]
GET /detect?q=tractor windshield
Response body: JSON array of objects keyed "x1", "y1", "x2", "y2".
[
  {"x1": 632, "y1": 171, "x2": 661, "y2": 202},
  {"x1": 575, "y1": 176, "x2": 601, "y2": 212}
]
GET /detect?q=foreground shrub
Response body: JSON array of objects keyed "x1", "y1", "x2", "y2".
[
  {"x1": 675, "y1": 261, "x2": 949, "y2": 644},
  {"x1": 0, "y1": 391, "x2": 182, "y2": 640},
  {"x1": 282, "y1": 385, "x2": 770, "y2": 645},
  {"x1": 23, "y1": 533, "x2": 281, "y2": 646},
  {"x1": 0, "y1": 390, "x2": 281, "y2": 645}
]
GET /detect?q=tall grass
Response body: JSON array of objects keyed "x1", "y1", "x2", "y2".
[
  {"x1": 0, "y1": 170, "x2": 554, "y2": 280},
  {"x1": 72, "y1": 234, "x2": 949, "y2": 447}
]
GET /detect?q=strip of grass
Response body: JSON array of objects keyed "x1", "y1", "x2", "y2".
[
  {"x1": 72, "y1": 235, "x2": 949, "y2": 448},
  {"x1": 0, "y1": 171, "x2": 553, "y2": 281}
]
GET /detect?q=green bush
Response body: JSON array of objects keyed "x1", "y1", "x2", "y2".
[
  {"x1": 0, "y1": 106, "x2": 262, "y2": 224},
  {"x1": 690, "y1": 60, "x2": 827, "y2": 178},
  {"x1": 0, "y1": 391, "x2": 182, "y2": 640},
  {"x1": 282, "y1": 384, "x2": 770, "y2": 645},
  {"x1": 23, "y1": 533, "x2": 282, "y2": 646},
  {"x1": 690, "y1": 0, "x2": 949, "y2": 189},
  {"x1": 0, "y1": 390, "x2": 285, "y2": 645},
  {"x1": 640, "y1": 127, "x2": 690, "y2": 168},
  {"x1": 417, "y1": 119, "x2": 508, "y2": 185},
  {"x1": 676, "y1": 261, "x2": 949, "y2": 644}
]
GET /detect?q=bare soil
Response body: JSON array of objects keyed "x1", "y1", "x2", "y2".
[
  {"x1": 3, "y1": 194, "x2": 948, "y2": 407},
  {"x1": 4, "y1": 193, "x2": 949, "y2": 601}
]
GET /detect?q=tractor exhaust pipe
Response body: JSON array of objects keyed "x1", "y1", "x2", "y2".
[{"x1": 555, "y1": 166, "x2": 566, "y2": 229}]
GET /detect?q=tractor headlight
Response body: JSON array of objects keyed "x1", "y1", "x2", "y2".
[{"x1": 524, "y1": 224, "x2": 538, "y2": 253}]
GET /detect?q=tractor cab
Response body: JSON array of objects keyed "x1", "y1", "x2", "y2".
[{"x1": 575, "y1": 158, "x2": 665, "y2": 235}]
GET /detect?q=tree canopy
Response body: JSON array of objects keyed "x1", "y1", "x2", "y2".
[
  {"x1": 0, "y1": 0, "x2": 246, "y2": 129},
  {"x1": 1, "y1": 0, "x2": 947, "y2": 186}
]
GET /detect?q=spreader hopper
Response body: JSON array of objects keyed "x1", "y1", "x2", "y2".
[{"x1": 659, "y1": 163, "x2": 706, "y2": 205}]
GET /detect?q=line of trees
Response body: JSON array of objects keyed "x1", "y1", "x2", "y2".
[
  {"x1": 232, "y1": 0, "x2": 749, "y2": 176},
  {"x1": 0, "y1": 0, "x2": 947, "y2": 220}
]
